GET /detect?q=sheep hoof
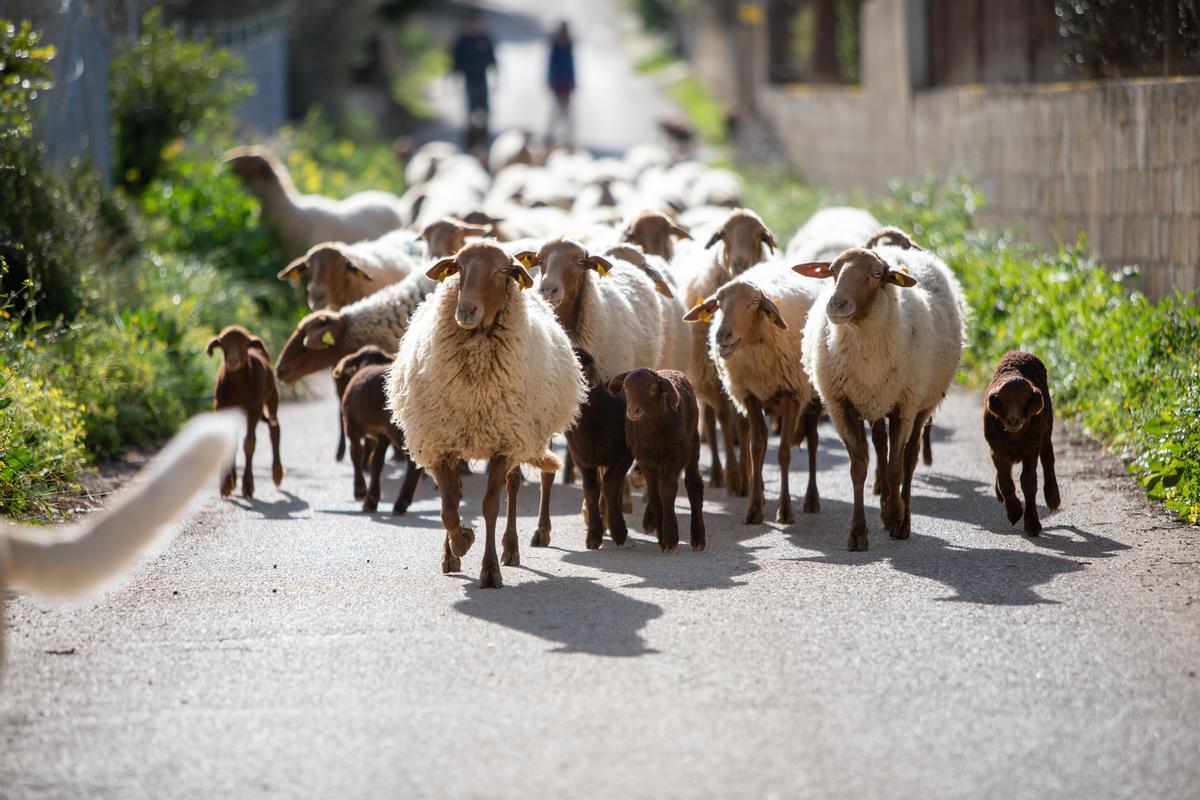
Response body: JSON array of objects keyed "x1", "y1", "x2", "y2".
[
  {"x1": 803, "y1": 493, "x2": 820, "y2": 514},
  {"x1": 479, "y1": 562, "x2": 503, "y2": 588},
  {"x1": 776, "y1": 505, "x2": 796, "y2": 525},
  {"x1": 220, "y1": 475, "x2": 235, "y2": 497},
  {"x1": 501, "y1": 548, "x2": 520, "y2": 567},
  {"x1": 709, "y1": 466, "x2": 724, "y2": 489},
  {"x1": 1023, "y1": 518, "x2": 1042, "y2": 537},
  {"x1": 272, "y1": 464, "x2": 284, "y2": 486},
  {"x1": 442, "y1": 554, "x2": 461, "y2": 574},
  {"x1": 743, "y1": 507, "x2": 764, "y2": 525},
  {"x1": 530, "y1": 526, "x2": 551, "y2": 548},
  {"x1": 847, "y1": 526, "x2": 870, "y2": 551},
  {"x1": 392, "y1": 502, "x2": 409, "y2": 516},
  {"x1": 450, "y1": 526, "x2": 475, "y2": 557},
  {"x1": 585, "y1": 530, "x2": 604, "y2": 550},
  {"x1": 362, "y1": 499, "x2": 378, "y2": 513},
  {"x1": 1045, "y1": 485, "x2": 1061, "y2": 512},
  {"x1": 610, "y1": 526, "x2": 629, "y2": 547},
  {"x1": 661, "y1": 542, "x2": 678, "y2": 554},
  {"x1": 1005, "y1": 500, "x2": 1024, "y2": 525},
  {"x1": 354, "y1": 488, "x2": 367, "y2": 501}
]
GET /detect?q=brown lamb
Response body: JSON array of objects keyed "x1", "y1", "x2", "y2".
[
  {"x1": 336, "y1": 355, "x2": 423, "y2": 514},
  {"x1": 206, "y1": 325, "x2": 283, "y2": 499},
  {"x1": 565, "y1": 349, "x2": 635, "y2": 550},
  {"x1": 984, "y1": 350, "x2": 1061, "y2": 536},
  {"x1": 608, "y1": 368, "x2": 705, "y2": 553},
  {"x1": 332, "y1": 347, "x2": 396, "y2": 489}
]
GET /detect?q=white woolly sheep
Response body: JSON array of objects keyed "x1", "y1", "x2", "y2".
[
  {"x1": 685, "y1": 168, "x2": 743, "y2": 209},
  {"x1": 487, "y1": 129, "x2": 542, "y2": 174},
  {"x1": 388, "y1": 242, "x2": 585, "y2": 588},
  {"x1": 785, "y1": 206, "x2": 881, "y2": 263},
  {"x1": 224, "y1": 147, "x2": 406, "y2": 257},
  {"x1": 795, "y1": 246, "x2": 963, "y2": 551},
  {"x1": 277, "y1": 228, "x2": 426, "y2": 311},
  {"x1": 275, "y1": 269, "x2": 436, "y2": 385},
  {"x1": 602, "y1": 243, "x2": 690, "y2": 374},
  {"x1": 685, "y1": 262, "x2": 823, "y2": 525},
  {"x1": 404, "y1": 140, "x2": 461, "y2": 187}
]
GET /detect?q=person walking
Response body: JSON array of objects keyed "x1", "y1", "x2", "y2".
[
  {"x1": 546, "y1": 21, "x2": 575, "y2": 147},
  {"x1": 452, "y1": 13, "x2": 497, "y2": 154}
]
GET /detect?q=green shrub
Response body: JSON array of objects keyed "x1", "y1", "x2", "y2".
[
  {"x1": 285, "y1": 109, "x2": 407, "y2": 195},
  {"x1": 110, "y1": 8, "x2": 252, "y2": 190}
]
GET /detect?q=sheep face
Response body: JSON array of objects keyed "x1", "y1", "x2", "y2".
[
  {"x1": 275, "y1": 311, "x2": 349, "y2": 384},
  {"x1": 793, "y1": 248, "x2": 917, "y2": 324},
  {"x1": 420, "y1": 218, "x2": 490, "y2": 258},
  {"x1": 425, "y1": 242, "x2": 534, "y2": 331},
  {"x1": 609, "y1": 368, "x2": 680, "y2": 422},
  {"x1": 705, "y1": 210, "x2": 778, "y2": 274},
  {"x1": 987, "y1": 378, "x2": 1044, "y2": 434},
  {"x1": 206, "y1": 325, "x2": 265, "y2": 372},
  {"x1": 279, "y1": 246, "x2": 374, "y2": 311},
  {"x1": 865, "y1": 226, "x2": 920, "y2": 251},
  {"x1": 623, "y1": 211, "x2": 690, "y2": 259},
  {"x1": 530, "y1": 239, "x2": 613, "y2": 313},
  {"x1": 706, "y1": 281, "x2": 788, "y2": 359}
]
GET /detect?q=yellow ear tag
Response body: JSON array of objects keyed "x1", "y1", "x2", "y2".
[
  {"x1": 435, "y1": 267, "x2": 451, "y2": 282},
  {"x1": 517, "y1": 271, "x2": 534, "y2": 290},
  {"x1": 289, "y1": 271, "x2": 303, "y2": 283},
  {"x1": 595, "y1": 261, "x2": 610, "y2": 277},
  {"x1": 692, "y1": 297, "x2": 714, "y2": 323},
  {"x1": 321, "y1": 331, "x2": 336, "y2": 346},
  {"x1": 519, "y1": 254, "x2": 535, "y2": 269}
]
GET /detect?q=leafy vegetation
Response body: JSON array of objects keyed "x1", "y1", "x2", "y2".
[{"x1": 636, "y1": 46, "x2": 730, "y2": 147}]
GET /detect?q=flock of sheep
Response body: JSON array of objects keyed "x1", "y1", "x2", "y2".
[{"x1": 207, "y1": 131, "x2": 1062, "y2": 589}]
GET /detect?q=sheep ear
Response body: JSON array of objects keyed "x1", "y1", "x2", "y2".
[
  {"x1": 704, "y1": 230, "x2": 722, "y2": 250},
  {"x1": 761, "y1": 228, "x2": 779, "y2": 253},
  {"x1": 758, "y1": 294, "x2": 788, "y2": 330},
  {"x1": 463, "y1": 225, "x2": 491, "y2": 237},
  {"x1": 248, "y1": 337, "x2": 269, "y2": 358},
  {"x1": 586, "y1": 254, "x2": 613, "y2": 276},
  {"x1": 885, "y1": 269, "x2": 918, "y2": 288},
  {"x1": 1027, "y1": 386, "x2": 1044, "y2": 417},
  {"x1": 986, "y1": 392, "x2": 1004, "y2": 418},
  {"x1": 661, "y1": 377, "x2": 681, "y2": 411},
  {"x1": 683, "y1": 296, "x2": 718, "y2": 324},
  {"x1": 205, "y1": 337, "x2": 220, "y2": 356},
  {"x1": 426, "y1": 258, "x2": 459, "y2": 282},
  {"x1": 513, "y1": 250, "x2": 539, "y2": 270},
  {"x1": 793, "y1": 261, "x2": 835, "y2": 279},
  {"x1": 671, "y1": 223, "x2": 692, "y2": 240},
  {"x1": 343, "y1": 257, "x2": 374, "y2": 281},
  {"x1": 607, "y1": 372, "x2": 629, "y2": 396},
  {"x1": 640, "y1": 264, "x2": 675, "y2": 298},
  {"x1": 278, "y1": 256, "x2": 309, "y2": 282},
  {"x1": 506, "y1": 260, "x2": 535, "y2": 290}
]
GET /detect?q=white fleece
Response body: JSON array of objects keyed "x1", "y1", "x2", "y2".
[{"x1": 786, "y1": 206, "x2": 882, "y2": 263}]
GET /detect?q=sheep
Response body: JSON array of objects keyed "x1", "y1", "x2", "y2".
[
  {"x1": 684, "y1": 261, "x2": 823, "y2": 525},
  {"x1": 419, "y1": 217, "x2": 492, "y2": 259},
  {"x1": 564, "y1": 349, "x2": 635, "y2": 550},
  {"x1": 277, "y1": 229, "x2": 425, "y2": 311},
  {"x1": 623, "y1": 142, "x2": 671, "y2": 179},
  {"x1": 607, "y1": 368, "x2": 705, "y2": 553},
  {"x1": 795, "y1": 246, "x2": 963, "y2": 551},
  {"x1": 404, "y1": 140, "x2": 461, "y2": 186},
  {"x1": 685, "y1": 168, "x2": 742, "y2": 209},
  {"x1": 984, "y1": 351, "x2": 1061, "y2": 536},
  {"x1": 1, "y1": 413, "x2": 237, "y2": 668},
  {"x1": 337, "y1": 357, "x2": 424, "y2": 515},
  {"x1": 622, "y1": 209, "x2": 692, "y2": 261},
  {"x1": 223, "y1": 147, "x2": 406, "y2": 257},
  {"x1": 387, "y1": 242, "x2": 585, "y2": 588},
  {"x1": 332, "y1": 344, "x2": 393, "y2": 467},
  {"x1": 275, "y1": 269, "x2": 436, "y2": 386},
  {"x1": 786, "y1": 206, "x2": 881, "y2": 263},
  {"x1": 487, "y1": 128, "x2": 542, "y2": 174},
  {"x1": 602, "y1": 243, "x2": 690, "y2": 373},
  {"x1": 206, "y1": 326, "x2": 284, "y2": 500}
]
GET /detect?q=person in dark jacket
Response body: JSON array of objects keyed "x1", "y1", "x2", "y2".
[
  {"x1": 546, "y1": 21, "x2": 575, "y2": 147},
  {"x1": 452, "y1": 13, "x2": 497, "y2": 153}
]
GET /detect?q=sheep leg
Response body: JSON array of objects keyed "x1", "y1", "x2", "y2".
[
  {"x1": 363, "y1": 436, "x2": 387, "y2": 513},
  {"x1": 581, "y1": 466, "x2": 606, "y2": 550},
  {"x1": 871, "y1": 420, "x2": 888, "y2": 497},
  {"x1": 1019, "y1": 454, "x2": 1042, "y2": 537},
  {"x1": 603, "y1": 453, "x2": 633, "y2": 547},
  {"x1": 479, "y1": 454, "x2": 509, "y2": 588},
  {"x1": 642, "y1": 467, "x2": 663, "y2": 538},
  {"x1": 266, "y1": 391, "x2": 283, "y2": 487},
  {"x1": 241, "y1": 412, "x2": 259, "y2": 499},
  {"x1": 922, "y1": 419, "x2": 934, "y2": 466},
  {"x1": 334, "y1": 377, "x2": 346, "y2": 462},
  {"x1": 743, "y1": 396, "x2": 767, "y2": 525},
  {"x1": 390, "y1": 432, "x2": 422, "y2": 516},
  {"x1": 684, "y1": 437, "x2": 706, "y2": 551},
  {"x1": 350, "y1": 435, "x2": 369, "y2": 500},
  {"x1": 658, "y1": 471, "x2": 681, "y2": 554},
  {"x1": 1041, "y1": 437, "x2": 1061, "y2": 512},
  {"x1": 562, "y1": 448, "x2": 576, "y2": 485},
  {"x1": 530, "y1": 470, "x2": 554, "y2": 547},
  {"x1": 703, "y1": 403, "x2": 724, "y2": 489},
  {"x1": 435, "y1": 460, "x2": 471, "y2": 574},
  {"x1": 501, "y1": 470, "x2": 521, "y2": 567},
  {"x1": 219, "y1": 408, "x2": 237, "y2": 496},
  {"x1": 719, "y1": 400, "x2": 746, "y2": 497},
  {"x1": 802, "y1": 401, "x2": 822, "y2": 514},
  {"x1": 896, "y1": 410, "x2": 930, "y2": 540},
  {"x1": 993, "y1": 455, "x2": 1023, "y2": 525},
  {"x1": 881, "y1": 412, "x2": 913, "y2": 537},
  {"x1": 833, "y1": 405, "x2": 870, "y2": 551},
  {"x1": 775, "y1": 395, "x2": 800, "y2": 524}
]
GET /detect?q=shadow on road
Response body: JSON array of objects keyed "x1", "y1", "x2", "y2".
[
  {"x1": 226, "y1": 490, "x2": 310, "y2": 520},
  {"x1": 454, "y1": 569, "x2": 662, "y2": 657}
]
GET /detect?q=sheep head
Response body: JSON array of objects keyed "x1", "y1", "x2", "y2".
[
  {"x1": 704, "y1": 209, "x2": 778, "y2": 274},
  {"x1": 865, "y1": 226, "x2": 922, "y2": 251},
  {"x1": 602, "y1": 244, "x2": 675, "y2": 299},
  {"x1": 609, "y1": 368, "x2": 680, "y2": 421},
  {"x1": 622, "y1": 210, "x2": 690, "y2": 260},
  {"x1": 275, "y1": 310, "x2": 351, "y2": 384},
  {"x1": 223, "y1": 147, "x2": 281, "y2": 187},
  {"x1": 523, "y1": 238, "x2": 613, "y2": 321},
  {"x1": 793, "y1": 247, "x2": 917, "y2": 325},
  {"x1": 206, "y1": 325, "x2": 266, "y2": 372},
  {"x1": 419, "y1": 217, "x2": 491, "y2": 258},
  {"x1": 332, "y1": 345, "x2": 392, "y2": 390},
  {"x1": 425, "y1": 241, "x2": 533, "y2": 332},
  {"x1": 685, "y1": 281, "x2": 786, "y2": 359},
  {"x1": 987, "y1": 377, "x2": 1044, "y2": 434},
  {"x1": 278, "y1": 245, "x2": 374, "y2": 311}
]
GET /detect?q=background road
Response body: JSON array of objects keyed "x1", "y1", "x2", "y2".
[{"x1": 3, "y1": 1, "x2": 1198, "y2": 797}]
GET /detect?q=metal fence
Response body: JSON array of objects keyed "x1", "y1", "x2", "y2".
[{"x1": 188, "y1": 6, "x2": 289, "y2": 137}]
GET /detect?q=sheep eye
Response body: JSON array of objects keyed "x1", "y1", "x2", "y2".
[
  {"x1": 871, "y1": 269, "x2": 884, "y2": 279},
  {"x1": 576, "y1": 257, "x2": 586, "y2": 265}
]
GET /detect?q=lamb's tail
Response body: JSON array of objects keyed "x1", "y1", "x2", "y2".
[
  {"x1": 525, "y1": 449, "x2": 562, "y2": 474},
  {"x1": 5, "y1": 412, "x2": 238, "y2": 601}
]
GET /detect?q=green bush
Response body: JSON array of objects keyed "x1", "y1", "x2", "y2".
[{"x1": 110, "y1": 8, "x2": 252, "y2": 190}]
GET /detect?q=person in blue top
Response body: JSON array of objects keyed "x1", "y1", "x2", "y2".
[
  {"x1": 546, "y1": 21, "x2": 575, "y2": 147},
  {"x1": 452, "y1": 13, "x2": 497, "y2": 153}
]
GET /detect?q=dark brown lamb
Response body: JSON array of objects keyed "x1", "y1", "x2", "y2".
[
  {"x1": 608, "y1": 368, "x2": 705, "y2": 553},
  {"x1": 333, "y1": 345, "x2": 393, "y2": 462},
  {"x1": 984, "y1": 350, "x2": 1061, "y2": 536},
  {"x1": 207, "y1": 325, "x2": 283, "y2": 499}
]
